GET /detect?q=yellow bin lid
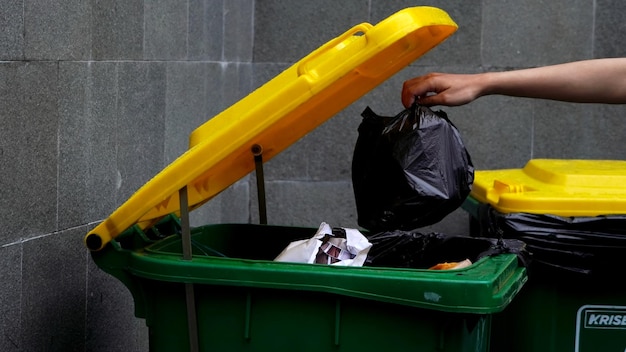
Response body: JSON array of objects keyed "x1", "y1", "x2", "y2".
[
  {"x1": 470, "y1": 159, "x2": 626, "y2": 217},
  {"x1": 85, "y1": 7, "x2": 458, "y2": 250}
]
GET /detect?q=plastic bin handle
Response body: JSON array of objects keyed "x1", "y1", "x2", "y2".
[{"x1": 296, "y1": 23, "x2": 373, "y2": 77}]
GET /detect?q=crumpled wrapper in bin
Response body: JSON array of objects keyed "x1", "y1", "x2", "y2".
[{"x1": 274, "y1": 222, "x2": 372, "y2": 266}]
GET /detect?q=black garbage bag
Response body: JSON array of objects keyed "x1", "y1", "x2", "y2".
[
  {"x1": 365, "y1": 230, "x2": 530, "y2": 269},
  {"x1": 475, "y1": 204, "x2": 626, "y2": 277},
  {"x1": 352, "y1": 104, "x2": 474, "y2": 232}
]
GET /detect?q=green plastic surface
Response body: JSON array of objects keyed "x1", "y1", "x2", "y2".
[
  {"x1": 91, "y1": 219, "x2": 527, "y2": 351},
  {"x1": 96, "y1": 221, "x2": 526, "y2": 314}
]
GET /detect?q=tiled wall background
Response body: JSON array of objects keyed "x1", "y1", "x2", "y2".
[{"x1": 1, "y1": 0, "x2": 625, "y2": 350}]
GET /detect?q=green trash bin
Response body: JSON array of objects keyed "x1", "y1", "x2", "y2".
[
  {"x1": 92, "y1": 216, "x2": 527, "y2": 352},
  {"x1": 463, "y1": 159, "x2": 626, "y2": 352},
  {"x1": 85, "y1": 9, "x2": 529, "y2": 351}
]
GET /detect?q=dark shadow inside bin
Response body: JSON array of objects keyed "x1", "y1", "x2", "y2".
[
  {"x1": 150, "y1": 224, "x2": 318, "y2": 261},
  {"x1": 364, "y1": 231, "x2": 516, "y2": 269},
  {"x1": 148, "y1": 223, "x2": 522, "y2": 270}
]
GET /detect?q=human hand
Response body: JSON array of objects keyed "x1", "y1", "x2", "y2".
[{"x1": 401, "y1": 73, "x2": 486, "y2": 108}]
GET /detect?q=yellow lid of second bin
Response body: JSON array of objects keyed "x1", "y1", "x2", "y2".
[{"x1": 470, "y1": 159, "x2": 626, "y2": 216}]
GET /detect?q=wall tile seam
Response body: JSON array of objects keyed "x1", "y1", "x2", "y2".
[
  {"x1": 530, "y1": 102, "x2": 535, "y2": 160},
  {"x1": 264, "y1": 180, "x2": 353, "y2": 185},
  {"x1": 221, "y1": 0, "x2": 226, "y2": 62},
  {"x1": 250, "y1": 0, "x2": 256, "y2": 62},
  {"x1": 185, "y1": 0, "x2": 190, "y2": 61},
  {"x1": 83, "y1": 247, "x2": 90, "y2": 350},
  {"x1": 479, "y1": 0, "x2": 486, "y2": 69},
  {"x1": 481, "y1": 64, "x2": 556, "y2": 72},
  {"x1": 0, "y1": 60, "x2": 251, "y2": 64},
  {"x1": 591, "y1": 0, "x2": 597, "y2": 58},
  {"x1": 0, "y1": 221, "x2": 101, "y2": 249},
  {"x1": 56, "y1": 58, "x2": 61, "y2": 241},
  {"x1": 252, "y1": 60, "x2": 302, "y2": 66},
  {"x1": 409, "y1": 62, "x2": 543, "y2": 72}
]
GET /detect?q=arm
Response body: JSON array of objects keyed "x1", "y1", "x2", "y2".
[{"x1": 401, "y1": 58, "x2": 626, "y2": 107}]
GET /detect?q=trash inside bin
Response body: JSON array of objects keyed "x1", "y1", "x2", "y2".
[
  {"x1": 273, "y1": 222, "x2": 372, "y2": 266},
  {"x1": 92, "y1": 216, "x2": 527, "y2": 352},
  {"x1": 463, "y1": 159, "x2": 626, "y2": 352},
  {"x1": 365, "y1": 230, "x2": 530, "y2": 270}
]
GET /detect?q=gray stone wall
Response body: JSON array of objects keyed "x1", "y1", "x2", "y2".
[{"x1": 1, "y1": 0, "x2": 625, "y2": 350}]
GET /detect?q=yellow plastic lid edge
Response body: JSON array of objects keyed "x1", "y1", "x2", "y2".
[{"x1": 84, "y1": 7, "x2": 459, "y2": 251}]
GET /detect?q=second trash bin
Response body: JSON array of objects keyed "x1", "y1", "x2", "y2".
[{"x1": 463, "y1": 159, "x2": 626, "y2": 352}]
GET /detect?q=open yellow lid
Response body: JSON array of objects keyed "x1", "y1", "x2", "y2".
[
  {"x1": 470, "y1": 159, "x2": 626, "y2": 216},
  {"x1": 84, "y1": 6, "x2": 458, "y2": 250}
]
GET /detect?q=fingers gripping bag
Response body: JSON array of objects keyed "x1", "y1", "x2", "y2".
[{"x1": 352, "y1": 104, "x2": 474, "y2": 232}]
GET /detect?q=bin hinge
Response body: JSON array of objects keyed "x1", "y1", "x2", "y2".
[
  {"x1": 179, "y1": 186, "x2": 199, "y2": 352},
  {"x1": 252, "y1": 144, "x2": 268, "y2": 225}
]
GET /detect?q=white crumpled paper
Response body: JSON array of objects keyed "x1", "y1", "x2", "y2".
[{"x1": 274, "y1": 222, "x2": 372, "y2": 266}]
